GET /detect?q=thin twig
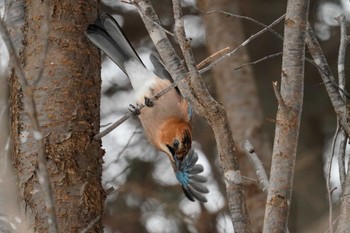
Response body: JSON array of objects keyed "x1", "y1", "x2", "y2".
[
  {"x1": 94, "y1": 78, "x2": 181, "y2": 140},
  {"x1": 234, "y1": 52, "x2": 282, "y2": 70},
  {"x1": 199, "y1": 14, "x2": 285, "y2": 75},
  {"x1": 94, "y1": 113, "x2": 134, "y2": 140},
  {"x1": 242, "y1": 140, "x2": 269, "y2": 194},
  {"x1": 0, "y1": 17, "x2": 58, "y2": 233},
  {"x1": 122, "y1": 0, "x2": 175, "y2": 37},
  {"x1": 104, "y1": 125, "x2": 141, "y2": 168},
  {"x1": 197, "y1": 8, "x2": 283, "y2": 40},
  {"x1": 197, "y1": 46, "x2": 230, "y2": 70},
  {"x1": 79, "y1": 216, "x2": 101, "y2": 233}
]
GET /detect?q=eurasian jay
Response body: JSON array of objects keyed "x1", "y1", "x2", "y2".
[{"x1": 86, "y1": 14, "x2": 208, "y2": 202}]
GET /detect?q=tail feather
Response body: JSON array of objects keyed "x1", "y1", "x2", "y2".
[{"x1": 86, "y1": 14, "x2": 143, "y2": 74}]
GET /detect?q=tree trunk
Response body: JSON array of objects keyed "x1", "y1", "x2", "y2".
[
  {"x1": 263, "y1": 0, "x2": 309, "y2": 232},
  {"x1": 197, "y1": 0, "x2": 271, "y2": 232},
  {"x1": 8, "y1": 1, "x2": 104, "y2": 232},
  {"x1": 336, "y1": 173, "x2": 350, "y2": 233}
]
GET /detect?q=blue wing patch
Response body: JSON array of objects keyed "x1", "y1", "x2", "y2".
[{"x1": 174, "y1": 148, "x2": 208, "y2": 202}]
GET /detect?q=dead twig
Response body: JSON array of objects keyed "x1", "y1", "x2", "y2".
[
  {"x1": 234, "y1": 52, "x2": 282, "y2": 71},
  {"x1": 200, "y1": 14, "x2": 285, "y2": 75},
  {"x1": 242, "y1": 140, "x2": 269, "y2": 194},
  {"x1": 197, "y1": 8, "x2": 283, "y2": 40}
]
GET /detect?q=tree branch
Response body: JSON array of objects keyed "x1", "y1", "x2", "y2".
[
  {"x1": 131, "y1": 0, "x2": 251, "y2": 231},
  {"x1": 242, "y1": 140, "x2": 269, "y2": 194},
  {"x1": 305, "y1": 23, "x2": 350, "y2": 136},
  {"x1": 335, "y1": 14, "x2": 349, "y2": 188},
  {"x1": 199, "y1": 14, "x2": 285, "y2": 75},
  {"x1": 94, "y1": 47, "x2": 228, "y2": 140},
  {"x1": 335, "y1": 14, "x2": 350, "y2": 233},
  {"x1": 196, "y1": 8, "x2": 283, "y2": 40}
]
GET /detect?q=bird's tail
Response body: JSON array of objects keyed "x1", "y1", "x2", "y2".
[{"x1": 85, "y1": 14, "x2": 143, "y2": 74}]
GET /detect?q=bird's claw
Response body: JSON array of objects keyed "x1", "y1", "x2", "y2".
[
  {"x1": 128, "y1": 104, "x2": 141, "y2": 116},
  {"x1": 144, "y1": 96, "x2": 154, "y2": 107}
]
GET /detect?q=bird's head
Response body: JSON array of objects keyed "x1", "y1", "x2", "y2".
[
  {"x1": 157, "y1": 118, "x2": 209, "y2": 202},
  {"x1": 157, "y1": 118, "x2": 192, "y2": 166}
]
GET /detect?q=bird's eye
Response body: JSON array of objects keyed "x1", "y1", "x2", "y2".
[
  {"x1": 173, "y1": 139, "x2": 180, "y2": 150},
  {"x1": 166, "y1": 144, "x2": 175, "y2": 156}
]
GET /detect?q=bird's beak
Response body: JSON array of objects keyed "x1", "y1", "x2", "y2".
[{"x1": 173, "y1": 153, "x2": 181, "y2": 169}]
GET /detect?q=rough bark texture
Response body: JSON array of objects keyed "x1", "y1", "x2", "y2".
[
  {"x1": 336, "y1": 173, "x2": 350, "y2": 233},
  {"x1": 197, "y1": 0, "x2": 271, "y2": 231},
  {"x1": 9, "y1": 1, "x2": 104, "y2": 232},
  {"x1": 263, "y1": 0, "x2": 309, "y2": 232}
]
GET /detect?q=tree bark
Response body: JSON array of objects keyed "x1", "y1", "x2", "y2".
[
  {"x1": 197, "y1": 0, "x2": 271, "y2": 232},
  {"x1": 336, "y1": 173, "x2": 350, "y2": 232},
  {"x1": 9, "y1": 1, "x2": 104, "y2": 232},
  {"x1": 263, "y1": 0, "x2": 309, "y2": 232}
]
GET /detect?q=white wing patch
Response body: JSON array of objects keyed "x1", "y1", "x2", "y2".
[{"x1": 124, "y1": 59, "x2": 158, "y2": 102}]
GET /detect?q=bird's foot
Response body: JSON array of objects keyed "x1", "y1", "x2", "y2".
[
  {"x1": 144, "y1": 97, "x2": 154, "y2": 107},
  {"x1": 128, "y1": 104, "x2": 141, "y2": 116}
]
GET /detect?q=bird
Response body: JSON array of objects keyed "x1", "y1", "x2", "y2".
[{"x1": 86, "y1": 14, "x2": 208, "y2": 202}]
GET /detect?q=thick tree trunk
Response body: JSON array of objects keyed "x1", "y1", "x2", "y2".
[
  {"x1": 197, "y1": 0, "x2": 271, "y2": 232},
  {"x1": 9, "y1": 1, "x2": 104, "y2": 232}
]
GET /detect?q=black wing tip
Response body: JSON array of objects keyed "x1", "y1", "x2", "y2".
[
  {"x1": 86, "y1": 24, "x2": 105, "y2": 35},
  {"x1": 189, "y1": 182, "x2": 209, "y2": 194},
  {"x1": 189, "y1": 164, "x2": 204, "y2": 174},
  {"x1": 182, "y1": 186, "x2": 196, "y2": 202},
  {"x1": 181, "y1": 185, "x2": 208, "y2": 203},
  {"x1": 189, "y1": 174, "x2": 207, "y2": 183}
]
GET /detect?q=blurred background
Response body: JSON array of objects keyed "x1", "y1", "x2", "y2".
[{"x1": 1, "y1": 0, "x2": 350, "y2": 232}]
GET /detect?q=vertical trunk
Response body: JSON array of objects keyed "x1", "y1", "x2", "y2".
[
  {"x1": 9, "y1": 1, "x2": 104, "y2": 232},
  {"x1": 197, "y1": 0, "x2": 271, "y2": 231},
  {"x1": 263, "y1": 0, "x2": 309, "y2": 232},
  {"x1": 336, "y1": 173, "x2": 350, "y2": 233}
]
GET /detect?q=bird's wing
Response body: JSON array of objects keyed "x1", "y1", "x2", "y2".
[
  {"x1": 150, "y1": 52, "x2": 173, "y2": 81},
  {"x1": 175, "y1": 149, "x2": 209, "y2": 202}
]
